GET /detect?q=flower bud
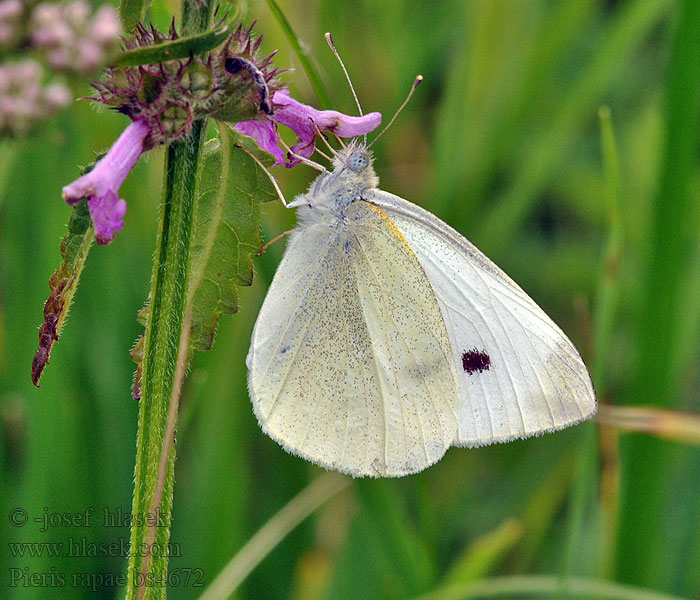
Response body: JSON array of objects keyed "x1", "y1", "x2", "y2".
[{"x1": 93, "y1": 23, "x2": 283, "y2": 147}]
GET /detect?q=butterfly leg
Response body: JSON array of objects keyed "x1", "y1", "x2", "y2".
[{"x1": 257, "y1": 230, "x2": 292, "y2": 256}]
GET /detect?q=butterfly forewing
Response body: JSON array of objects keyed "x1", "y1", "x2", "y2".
[
  {"x1": 247, "y1": 200, "x2": 460, "y2": 476},
  {"x1": 368, "y1": 190, "x2": 597, "y2": 446}
]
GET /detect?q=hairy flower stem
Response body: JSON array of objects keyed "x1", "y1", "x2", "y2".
[
  {"x1": 126, "y1": 124, "x2": 205, "y2": 597},
  {"x1": 125, "y1": 2, "x2": 213, "y2": 598}
]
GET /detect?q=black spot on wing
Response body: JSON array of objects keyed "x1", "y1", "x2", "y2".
[{"x1": 462, "y1": 348, "x2": 490, "y2": 375}]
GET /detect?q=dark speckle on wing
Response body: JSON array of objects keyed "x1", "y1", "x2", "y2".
[{"x1": 462, "y1": 348, "x2": 491, "y2": 374}]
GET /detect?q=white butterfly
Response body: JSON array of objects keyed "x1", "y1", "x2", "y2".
[{"x1": 246, "y1": 139, "x2": 596, "y2": 478}]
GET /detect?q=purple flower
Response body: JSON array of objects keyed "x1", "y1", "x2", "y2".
[
  {"x1": 0, "y1": 59, "x2": 71, "y2": 135},
  {"x1": 236, "y1": 89, "x2": 381, "y2": 167},
  {"x1": 62, "y1": 119, "x2": 149, "y2": 244},
  {"x1": 62, "y1": 89, "x2": 379, "y2": 243},
  {"x1": 30, "y1": 1, "x2": 120, "y2": 73}
]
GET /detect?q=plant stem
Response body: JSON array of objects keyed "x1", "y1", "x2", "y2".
[
  {"x1": 559, "y1": 106, "x2": 623, "y2": 592},
  {"x1": 125, "y1": 122, "x2": 205, "y2": 599},
  {"x1": 125, "y1": 1, "x2": 213, "y2": 597}
]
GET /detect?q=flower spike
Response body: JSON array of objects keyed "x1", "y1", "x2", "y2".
[{"x1": 65, "y1": 21, "x2": 381, "y2": 243}]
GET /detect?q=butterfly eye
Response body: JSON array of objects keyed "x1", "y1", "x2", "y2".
[{"x1": 347, "y1": 151, "x2": 369, "y2": 172}]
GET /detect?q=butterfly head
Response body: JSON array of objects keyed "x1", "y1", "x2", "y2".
[
  {"x1": 332, "y1": 139, "x2": 372, "y2": 171},
  {"x1": 329, "y1": 141, "x2": 379, "y2": 192},
  {"x1": 347, "y1": 149, "x2": 370, "y2": 172},
  {"x1": 288, "y1": 141, "x2": 378, "y2": 214}
]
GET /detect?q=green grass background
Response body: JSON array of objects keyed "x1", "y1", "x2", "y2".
[{"x1": 2, "y1": 0, "x2": 700, "y2": 598}]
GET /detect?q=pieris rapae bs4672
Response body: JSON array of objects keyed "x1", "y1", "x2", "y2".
[{"x1": 246, "y1": 42, "x2": 596, "y2": 478}]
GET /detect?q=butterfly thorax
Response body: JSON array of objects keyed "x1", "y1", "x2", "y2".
[{"x1": 292, "y1": 141, "x2": 379, "y2": 227}]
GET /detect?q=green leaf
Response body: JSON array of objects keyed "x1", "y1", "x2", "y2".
[
  {"x1": 32, "y1": 199, "x2": 95, "y2": 385},
  {"x1": 112, "y1": 27, "x2": 231, "y2": 67},
  {"x1": 129, "y1": 126, "x2": 277, "y2": 396},
  {"x1": 186, "y1": 125, "x2": 278, "y2": 351},
  {"x1": 119, "y1": 0, "x2": 151, "y2": 34}
]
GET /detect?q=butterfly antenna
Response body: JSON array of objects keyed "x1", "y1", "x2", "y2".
[
  {"x1": 367, "y1": 75, "x2": 423, "y2": 150},
  {"x1": 309, "y1": 117, "x2": 337, "y2": 162},
  {"x1": 331, "y1": 132, "x2": 347, "y2": 150},
  {"x1": 311, "y1": 141, "x2": 333, "y2": 164},
  {"x1": 325, "y1": 32, "x2": 366, "y2": 143},
  {"x1": 236, "y1": 143, "x2": 289, "y2": 207},
  {"x1": 278, "y1": 136, "x2": 327, "y2": 172}
]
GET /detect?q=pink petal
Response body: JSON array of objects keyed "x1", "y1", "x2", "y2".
[
  {"x1": 63, "y1": 119, "x2": 149, "y2": 244},
  {"x1": 234, "y1": 120, "x2": 285, "y2": 166},
  {"x1": 271, "y1": 90, "x2": 381, "y2": 166},
  {"x1": 235, "y1": 90, "x2": 381, "y2": 168},
  {"x1": 89, "y1": 190, "x2": 127, "y2": 244}
]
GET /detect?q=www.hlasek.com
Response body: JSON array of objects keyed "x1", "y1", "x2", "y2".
[{"x1": 8, "y1": 536, "x2": 181, "y2": 558}]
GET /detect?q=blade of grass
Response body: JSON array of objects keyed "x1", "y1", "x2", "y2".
[
  {"x1": 599, "y1": 414, "x2": 621, "y2": 580},
  {"x1": 324, "y1": 479, "x2": 439, "y2": 599},
  {"x1": 264, "y1": 0, "x2": 332, "y2": 109},
  {"x1": 559, "y1": 106, "x2": 624, "y2": 587},
  {"x1": 0, "y1": 139, "x2": 23, "y2": 210},
  {"x1": 432, "y1": 0, "x2": 596, "y2": 220},
  {"x1": 197, "y1": 473, "x2": 350, "y2": 600},
  {"x1": 411, "y1": 575, "x2": 692, "y2": 600},
  {"x1": 355, "y1": 480, "x2": 437, "y2": 594},
  {"x1": 616, "y1": 0, "x2": 700, "y2": 587},
  {"x1": 442, "y1": 519, "x2": 523, "y2": 586},
  {"x1": 592, "y1": 105, "x2": 624, "y2": 581},
  {"x1": 592, "y1": 106, "x2": 624, "y2": 398}
]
